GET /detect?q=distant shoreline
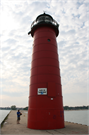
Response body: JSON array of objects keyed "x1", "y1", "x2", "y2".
[
  {"x1": 0, "y1": 109, "x2": 88, "y2": 111},
  {"x1": 64, "y1": 109, "x2": 89, "y2": 111},
  {"x1": 0, "y1": 105, "x2": 89, "y2": 110}
]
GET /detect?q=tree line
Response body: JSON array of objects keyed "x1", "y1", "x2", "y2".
[
  {"x1": 63, "y1": 105, "x2": 89, "y2": 110},
  {"x1": 0, "y1": 105, "x2": 88, "y2": 110}
]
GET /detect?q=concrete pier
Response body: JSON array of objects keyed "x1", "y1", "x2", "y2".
[{"x1": 1, "y1": 110, "x2": 88, "y2": 134}]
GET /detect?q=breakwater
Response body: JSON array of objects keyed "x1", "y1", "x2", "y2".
[{"x1": 0, "y1": 110, "x2": 11, "y2": 126}]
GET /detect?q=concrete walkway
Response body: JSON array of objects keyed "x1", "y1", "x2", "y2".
[{"x1": 1, "y1": 110, "x2": 88, "y2": 134}]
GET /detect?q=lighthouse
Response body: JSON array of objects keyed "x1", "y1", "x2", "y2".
[{"x1": 28, "y1": 13, "x2": 64, "y2": 129}]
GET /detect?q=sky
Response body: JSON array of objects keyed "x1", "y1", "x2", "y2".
[{"x1": 0, "y1": 0, "x2": 89, "y2": 108}]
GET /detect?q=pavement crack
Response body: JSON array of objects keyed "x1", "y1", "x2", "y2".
[{"x1": 46, "y1": 130, "x2": 54, "y2": 134}]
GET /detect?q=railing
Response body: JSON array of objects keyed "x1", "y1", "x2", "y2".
[{"x1": 31, "y1": 18, "x2": 59, "y2": 29}]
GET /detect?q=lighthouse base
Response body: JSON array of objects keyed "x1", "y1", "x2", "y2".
[{"x1": 27, "y1": 108, "x2": 64, "y2": 130}]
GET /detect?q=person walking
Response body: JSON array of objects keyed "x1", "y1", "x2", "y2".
[{"x1": 17, "y1": 110, "x2": 22, "y2": 124}]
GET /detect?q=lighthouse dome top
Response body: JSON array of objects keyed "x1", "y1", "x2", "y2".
[
  {"x1": 28, "y1": 13, "x2": 59, "y2": 37},
  {"x1": 36, "y1": 13, "x2": 53, "y2": 22}
]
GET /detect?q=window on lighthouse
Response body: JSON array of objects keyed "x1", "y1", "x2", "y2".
[{"x1": 48, "y1": 39, "x2": 51, "y2": 42}]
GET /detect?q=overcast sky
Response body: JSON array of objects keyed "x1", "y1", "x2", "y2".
[{"x1": 0, "y1": 0, "x2": 89, "y2": 108}]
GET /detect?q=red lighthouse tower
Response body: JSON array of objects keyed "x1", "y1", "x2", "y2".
[{"x1": 28, "y1": 13, "x2": 64, "y2": 129}]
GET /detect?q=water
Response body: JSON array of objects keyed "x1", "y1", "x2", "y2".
[
  {"x1": 0, "y1": 110, "x2": 11, "y2": 124},
  {"x1": 64, "y1": 110, "x2": 89, "y2": 126}
]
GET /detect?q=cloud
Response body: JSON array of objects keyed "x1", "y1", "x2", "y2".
[
  {"x1": 1, "y1": 95, "x2": 28, "y2": 107},
  {"x1": 4, "y1": 39, "x2": 17, "y2": 45},
  {"x1": 0, "y1": 0, "x2": 89, "y2": 107}
]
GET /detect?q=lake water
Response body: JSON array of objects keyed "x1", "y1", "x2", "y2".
[
  {"x1": 0, "y1": 110, "x2": 89, "y2": 126},
  {"x1": 0, "y1": 110, "x2": 11, "y2": 124},
  {"x1": 64, "y1": 110, "x2": 89, "y2": 126}
]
